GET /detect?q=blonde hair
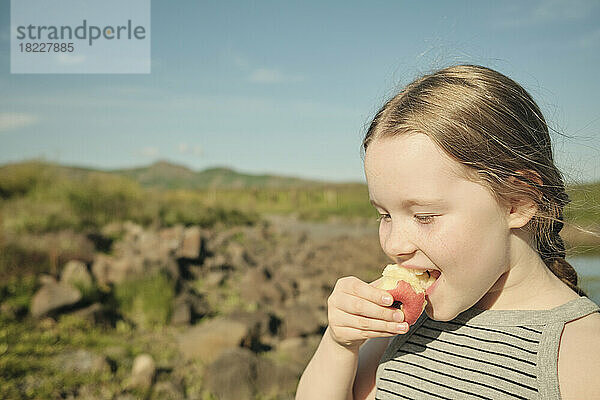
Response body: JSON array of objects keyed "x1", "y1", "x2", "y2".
[{"x1": 362, "y1": 64, "x2": 586, "y2": 296}]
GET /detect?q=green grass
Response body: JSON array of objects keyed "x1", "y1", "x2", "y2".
[
  {"x1": 113, "y1": 271, "x2": 176, "y2": 330},
  {"x1": 0, "y1": 310, "x2": 183, "y2": 400}
]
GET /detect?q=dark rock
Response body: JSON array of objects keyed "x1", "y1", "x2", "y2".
[
  {"x1": 150, "y1": 381, "x2": 185, "y2": 400},
  {"x1": 170, "y1": 299, "x2": 191, "y2": 326},
  {"x1": 203, "y1": 348, "x2": 256, "y2": 400},
  {"x1": 255, "y1": 355, "x2": 299, "y2": 399},
  {"x1": 69, "y1": 302, "x2": 106, "y2": 324},
  {"x1": 203, "y1": 347, "x2": 298, "y2": 400},
  {"x1": 280, "y1": 301, "x2": 325, "y2": 338},
  {"x1": 172, "y1": 291, "x2": 210, "y2": 322},
  {"x1": 228, "y1": 310, "x2": 278, "y2": 351}
]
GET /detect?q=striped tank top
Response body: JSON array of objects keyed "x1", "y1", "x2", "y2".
[{"x1": 375, "y1": 296, "x2": 599, "y2": 400}]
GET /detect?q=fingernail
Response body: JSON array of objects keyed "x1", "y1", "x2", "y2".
[
  {"x1": 393, "y1": 312, "x2": 404, "y2": 322},
  {"x1": 396, "y1": 323, "x2": 409, "y2": 331},
  {"x1": 382, "y1": 295, "x2": 393, "y2": 305}
]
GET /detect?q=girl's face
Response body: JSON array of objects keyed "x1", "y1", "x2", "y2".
[{"x1": 364, "y1": 134, "x2": 512, "y2": 321}]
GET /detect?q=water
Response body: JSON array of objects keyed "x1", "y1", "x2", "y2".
[{"x1": 568, "y1": 256, "x2": 600, "y2": 305}]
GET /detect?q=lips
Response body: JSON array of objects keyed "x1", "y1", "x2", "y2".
[{"x1": 425, "y1": 271, "x2": 441, "y2": 296}]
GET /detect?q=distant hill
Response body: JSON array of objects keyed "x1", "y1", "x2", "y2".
[
  {"x1": 0, "y1": 159, "x2": 346, "y2": 190},
  {"x1": 109, "y1": 160, "x2": 335, "y2": 189}
]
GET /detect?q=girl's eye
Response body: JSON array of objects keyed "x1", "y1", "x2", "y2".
[
  {"x1": 376, "y1": 214, "x2": 437, "y2": 224},
  {"x1": 376, "y1": 214, "x2": 391, "y2": 222},
  {"x1": 415, "y1": 215, "x2": 436, "y2": 224}
]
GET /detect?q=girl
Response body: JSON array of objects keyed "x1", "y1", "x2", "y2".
[{"x1": 296, "y1": 64, "x2": 600, "y2": 399}]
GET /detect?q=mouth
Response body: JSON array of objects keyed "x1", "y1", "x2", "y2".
[
  {"x1": 403, "y1": 267, "x2": 441, "y2": 285},
  {"x1": 424, "y1": 270, "x2": 441, "y2": 296}
]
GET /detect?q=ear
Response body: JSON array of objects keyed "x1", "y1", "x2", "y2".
[{"x1": 505, "y1": 170, "x2": 543, "y2": 230}]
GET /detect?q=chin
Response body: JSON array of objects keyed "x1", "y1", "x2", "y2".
[{"x1": 425, "y1": 303, "x2": 461, "y2": 322}]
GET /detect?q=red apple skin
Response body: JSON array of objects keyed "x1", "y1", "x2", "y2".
[{"x1": 386, "y1": 280, "x2": 425, "y2": 326}]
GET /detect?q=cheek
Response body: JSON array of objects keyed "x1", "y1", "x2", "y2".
[
  {"x1": 378, "y1": 222, "x2": 390, "y2": 249},
  {"x1": 435, "y1": 211, "x2": 510, "y2": 283}
]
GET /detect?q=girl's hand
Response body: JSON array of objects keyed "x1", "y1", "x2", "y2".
[{"x1": 327, "y1": 276, "x2": 409, "y2": 352}]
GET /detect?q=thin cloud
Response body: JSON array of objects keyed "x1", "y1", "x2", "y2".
[
  {"x1": 249, "y1": 68, "x2": 303, "y2": 84},
  {"x1": 578, "y1": 28, "x2": 600, "y2": 48},
  {"x1": 492, "y1": 0, "x2": 599, "y2": 29},
  {"x1": 532, "y1": 0, "x2": 597, "y2": 21},
  {"x1": 178, "y1": 143, "x2": 203, "y2": 156},
  {"x1": 232, "y1": 54, "x2": 250, "y2": 69},
  {"x1": 225, "y1": 48, "x2": 304, "y2": 84},
  {"x1": 139, "y1": 146, "x2": 159, "y2": 157},
  {"x1": 0, "y1": 112, "x2": 39, "y2": 132}
]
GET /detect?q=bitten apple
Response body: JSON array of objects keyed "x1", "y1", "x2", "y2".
[{"x1": 375, "y1": 264, "x2": 438, "y2": 325}]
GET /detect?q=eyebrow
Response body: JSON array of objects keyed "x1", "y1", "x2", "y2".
[{"x1": 369, "y1": 198, "x2": 445, "y2": 208}]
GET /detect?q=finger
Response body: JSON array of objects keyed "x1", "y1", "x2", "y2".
[
  {"x1": 338, "y1": 276, "x2": 394, "y2": 306},
  {"x1": 335, "y1": 308, "x2": 409, "y2": 334},
  {"x1": 369, "y1": 276, "x2": 386, "y2": 287},
  {"x1": 333, "y1": 292, "x2": 404, "y2": 322}
]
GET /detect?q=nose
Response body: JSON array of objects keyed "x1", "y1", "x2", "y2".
[{"x1": 381, "y1": 219, "x2": 418, "y2": 258}]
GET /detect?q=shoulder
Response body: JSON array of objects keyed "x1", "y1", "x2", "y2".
[{"x1": 558, "y1": 310, "x2": 600, "y2": 399}]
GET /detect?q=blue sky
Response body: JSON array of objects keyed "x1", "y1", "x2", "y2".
[{"x1": 0, "y1": 0, "x2": 599, "y2": 184}]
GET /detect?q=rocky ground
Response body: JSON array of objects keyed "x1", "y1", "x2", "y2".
[{"x1": 1, "y1": 215, "x2": 389, "y2": 400}]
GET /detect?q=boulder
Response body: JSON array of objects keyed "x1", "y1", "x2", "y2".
[
  {"x1": 159, "y1": 225, "x2": 185, "y2": 254},
  {"x1": 30, "y1": 281, "x2": 81, "y2": 318},
  {"x1": 239, "y1": 268, "x2": 284, "y2": 305},
  {"x1": 203, "y1": 348, "x2": 256, "y2": 400},
  {"x1": 273, "y1": 335, "x2": 322, "y2": 375},
  {"x1": 227, "y1": 310, "x2": 280, "y2": 350},
  {"x1": 226, "y1": 241, "x2": 253, "y2": 267},
  {"x1": 126, "y1": 353, "x2": 155, "y2": 391},
  {"x1": 280, "y1": 301, "x2": 325, "y2": 339},
  {"x1": 61, "y1": 260, "x2": 93, "y2": 291},
  {"x1": 53, "y1": 349, "x2": 110, "y2": 375},
  {"x1": 39, "y1": 274, "x2": 57, "y2": 286},
  {"x1": 172, "y1": 291, "x2": 210, "y2": 323},
  {"x1": 176, "y1": 317, "x2": 248, "y2": 363},
  {"x1": 170, "y1": 298, "x2": 191, "y2": 326},
  {"x1": 203, "y1": 347, "x2": 298, "y2": 400},
  {"x1": 177, "y1": 226, "x2": 202, "y2": 259},
  {"x1": 255, "y1": 356, "x2": 299, "y2": 399},
  {"x1": 91, "y1": 253, "x2": 144, "y2": 286},
  {"x1": 69, "y1": 302, "x2": 106, "y2": 324},
  {"x1": 150, "y1": 381, "x2": 185, "y2": 400}
]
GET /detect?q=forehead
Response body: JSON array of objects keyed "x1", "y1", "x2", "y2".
[{"x1": 364, "y1": 134, "x2": 472, "y2": 203}]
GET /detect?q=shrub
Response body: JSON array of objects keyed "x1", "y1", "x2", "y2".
[{"x1": 113, "y1": 272, "x2": 175, "y2": 329}]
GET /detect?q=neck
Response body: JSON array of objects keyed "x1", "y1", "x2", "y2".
[{"x1": 475, "y1": 230, "x2": 578, "y2": 310}]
